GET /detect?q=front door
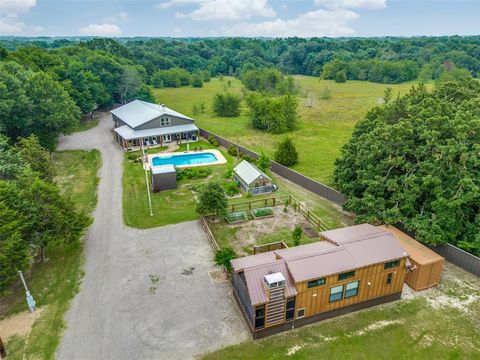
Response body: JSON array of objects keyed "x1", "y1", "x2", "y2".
[{"x1": 163, "y1": 134, "x2": 171, "y2": 142}]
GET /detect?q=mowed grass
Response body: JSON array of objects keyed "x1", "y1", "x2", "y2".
[
  {"x1": 123, "y1": 139, "x2": 352, "y2": 229},
  {"x1": 154, "y1": 76, "x2": 424, "y2": 185},
  {"x1": 3, "y1": 150, "x2": 101, "y2": 360},
  {"x1": 202, "y1": 263, "x2": 480, "y2": 360}
]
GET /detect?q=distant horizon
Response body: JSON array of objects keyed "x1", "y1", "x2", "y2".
[{"x1": 1, "y1": 1, "x2": 479, "y2": 38}]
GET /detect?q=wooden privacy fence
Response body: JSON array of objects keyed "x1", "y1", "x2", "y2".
[{"x1": 199, "y1": 128, "x2": 347, "y2": 206}]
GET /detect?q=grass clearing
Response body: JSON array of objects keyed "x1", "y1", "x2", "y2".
[
  {"x1": 154, "y1": 76, "x2": 426, "y2": 185},
  {"x1": 74, "y1": 116, "x2": 99, "y2": 133},
  {"x1": 202, "y1": 262, "x2": 480, "y2": 360},
  {"x1": 2, "y1": 150, "x2": 101, "y2": 360}
]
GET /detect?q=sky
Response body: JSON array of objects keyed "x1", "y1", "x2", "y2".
[{"x1": 0, "y1": 0, "x2": 479, "y2": 38}]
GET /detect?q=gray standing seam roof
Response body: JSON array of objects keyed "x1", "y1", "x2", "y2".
[
  {"x1": 111, "y1": 100, "x2": 193, "y2": 128},
  {"x1": 234, "y1": 160, "x2": 271, "y2": 186}
]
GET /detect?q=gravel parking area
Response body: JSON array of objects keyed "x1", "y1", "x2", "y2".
[{"x1": 56, "y1": 113, "x2": 249, "y2": 360}]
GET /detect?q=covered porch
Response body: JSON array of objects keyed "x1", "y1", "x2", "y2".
[{"x1": 114, "y1": 124, "x2": 199, "y2": 150}]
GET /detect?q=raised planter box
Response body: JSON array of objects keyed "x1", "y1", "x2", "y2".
[
  {"x1": 252, "y1": 207, "x2": 274, "y2": 219},
  {"x1": 226, "y1": 211, "x2": 248, "y2": 224}
]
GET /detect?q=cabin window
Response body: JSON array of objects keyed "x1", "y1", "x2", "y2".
[
  {"x1": 307, "y1": 277, "x2": 326, "y2": 288},
  {"x1": 329, "y1": 285, "x2": 344, "y2": 302},
  {"x1": 386, "y1": 272, "x2": 393, "y2": 285},
  {"x1": 297, "y1": 308, "x2": 305, "y2": 318},
  {"x1": 160, "y1": 117, "x2": 171, "y2": 127},
  {"x1": 338, "y1": 271, "x2": 355, "y2": 281},
  {"x1": 286, "y1": 297, "x2": 296, "y2": 321},
  {"x1": 255, "y1": 305, "x2": 265, "y2": 329},
  {"x1": 384, "y1": 260, "x2": 400, "y2": 270},
  {"x1": 345, "y1": 281, "x2": 359, "y2": 298}
]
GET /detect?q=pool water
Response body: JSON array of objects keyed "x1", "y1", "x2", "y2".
[{"x1": 151, "y1": 152, "x2": 218, "y2": 167}]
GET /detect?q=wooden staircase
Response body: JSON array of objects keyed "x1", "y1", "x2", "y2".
[{"x1": 266, "y1": 286, "x2": 285, "y2": 325}]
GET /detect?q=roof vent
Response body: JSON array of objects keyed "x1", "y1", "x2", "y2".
[{"x1": 264, "y1": 272, "x2": 286, "y2": 289}]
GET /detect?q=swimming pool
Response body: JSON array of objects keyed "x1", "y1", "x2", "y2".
[{"x1": 151, "y1": 152, "x2": 218, "y2": 167}]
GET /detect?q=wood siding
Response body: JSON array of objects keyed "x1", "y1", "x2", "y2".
[
  {"x1": 293, "y1": 258, "x2": 407, "y2": 319},
  {"x1": 134, "y1": 115, "x2": 193, "y2": 130},
  {"x1": 405, "y1": 258, "x2": 444, "y2": 291}
]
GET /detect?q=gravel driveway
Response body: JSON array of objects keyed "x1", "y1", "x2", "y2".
[{"x1": 55, "y1": 113, "x2": 249, "y2": 360}]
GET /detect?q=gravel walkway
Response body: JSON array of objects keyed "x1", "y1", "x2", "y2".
[{"x1": 55, "y1": 113, "x2": 249, "y2": 360}]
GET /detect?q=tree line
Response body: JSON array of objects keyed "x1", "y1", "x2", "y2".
[
  {"x1": 0, "y1": 135, "x2": 90, "y2": 292},
  {"x1": 334, "y1": 78, "x2": 480, "y2": 255}
]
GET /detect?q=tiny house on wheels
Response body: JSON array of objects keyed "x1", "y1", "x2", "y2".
[
  {"x1": 231, "y1": 224, "x2": 409, "y2": 339},
  {"x1": 233, "y1": 160, "x2": 276, "y2": 195}
]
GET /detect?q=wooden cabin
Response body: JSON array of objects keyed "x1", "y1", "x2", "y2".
[
  {"x1": 231, "y1": 224, "x2": 409, "y2": 339},
  {"x1": 379, "y1": 225, "x2": 444, "y2": 290}
]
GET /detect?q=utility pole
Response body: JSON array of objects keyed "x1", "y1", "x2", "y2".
[
  {"x1": 18, "y1": 270, "x2": 36, "y2": 312},
  {"x1": 141, "y1": 138, "x2": 154, "y2": 216}
]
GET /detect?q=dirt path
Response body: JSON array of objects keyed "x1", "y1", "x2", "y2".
[{"x1": 0, "y1": 308, "x2": 45, "y2": 341}]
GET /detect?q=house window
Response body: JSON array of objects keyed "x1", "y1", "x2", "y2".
[
  {"x1": 160, "y1": 117, "x2": 171, "y2": 127},
  {"x1": 285, "y1": 297, "x2": 295, "y2": 321},
  {"x1": 329, "y1": 285, "x2": 344, "y2": 302},
  {"x1": 386, "y1": 272, "x2": 393, "y2": 285},
  {"x1": 345, "y1": 281, "x2": 359, "y2": 298},
  {"x1": 307, "y1": 278, "x2": 326, "y2": 288},
  {"x1": 384, "y1": 260, "x2": 400, "y2": 270},
  {"x1": 297, "y1": 308, "x2": 305, "y2": 318},
  {"x1": 338, "y1": 271, "x2": 355, "y2": 281},
  {"x1": 255, "y1": 305, "x2": 265, "y2": 329}
]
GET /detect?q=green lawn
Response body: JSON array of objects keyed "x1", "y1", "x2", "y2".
[
  {"x1": 154, "y1": 76, "x2": 425, "y2": 185},
  {"x1": 123, "y1": 139, "x2": 352, "y2": 229},
  {"x1": 3, "y1": 150, "x2": 101, "y2": 360},
  {"x1": 202, "y1": 263, "x2": 480, "y2": 360}
]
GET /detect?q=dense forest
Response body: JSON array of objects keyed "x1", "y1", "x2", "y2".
[{"x1": 334, "y1": 79, "x2": 480, "y2": 256}]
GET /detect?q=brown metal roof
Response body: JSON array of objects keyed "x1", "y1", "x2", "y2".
[
  {"x1": 378, "y1": 225, "x2": 444, "y2": 265},
  {"x1": 320, "y1": 224, "x2": 387, "y2": 245},
  {"x1": 231, "y1": 251, "x2": 277, "y2": 273},
  {"x1": 244, "y1": 260, "x2": 297, "y2": 306},
  {"x1": 274, "y1": 241, "x2": 337, "y2": 260}
]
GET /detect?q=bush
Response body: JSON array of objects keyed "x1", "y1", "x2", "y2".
[
  {"x1": 214, "y1": 247, "x2": 237, "y2": 271},
  {"x1": 213, "y1": 93, "x2": 241, "y2": 117},
  {"x1": 257, "y1": 152, "x2": 270, "y2": 173},
  {"x1": 335, "y1": 70, "x2": 347, "y2": 83},
  {"x1": 228, "y1": 145, "x2": 238, "y2": 156},
  {"x1": 274, "y1": 138, "x2": 298, "y2": 167},
  {"x1": 196, "y1": 182, "x2": 228, "y2": 216},
  {"x1": 319, "y1": 86, "x2": 331, "y2": 100},
  {"x1": 224, "y1": 181, "x2": 240, "y2": 196},
  {"x1": 208, "y1": 135, "x2": 219, "y2": 147},
  {"x1": 224, "y1": 165, "x2": 234, "y2": 179},
  {"x1": 177, "y1": 167, "x2": 212, "y2": 180},
  {"x1": 293, "y1": 224, "x2": 302, "y2": 246},
  {"x1": 191, "y1": 74, "x2": 203, "y2": 88},
  {"x1": 240, "y1": 153, "x2": 256, "y2": 163},
  {"x1": 127, "y1": 152, "x2": 140, "y2": 161}
]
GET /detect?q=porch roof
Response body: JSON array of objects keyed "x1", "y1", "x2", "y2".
[{"x1": 114, "y1": 123, "x2": 198, "y2": 140}]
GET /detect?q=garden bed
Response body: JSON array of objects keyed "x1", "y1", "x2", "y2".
[
  {"x1": 252, "y1": 207, "x2": 274, "y2": 219},
  {"x1": 226, "y1": 211, "x2": 248, "y2": 224}
]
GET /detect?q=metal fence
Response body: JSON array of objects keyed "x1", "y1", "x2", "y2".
[
  {"x1": 431, "y1": 244, "x2": 480, "y2": 277},
  {"x1": 199, "y1": 128, "x2": 347, "y2": 205}
]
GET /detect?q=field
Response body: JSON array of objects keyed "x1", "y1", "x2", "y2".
[
  {"x1": 202, "y1": 262, "x2": 480, "y2": 360},
  {"x1": 2, "y1": 150, "x2": 101, "y2": 360},
  {"x1": 154, "y1": 76, "x2": 422, "y2": 185},
  {"x1": 122, "y1": 140, "x2": 352, "y2": 229}
]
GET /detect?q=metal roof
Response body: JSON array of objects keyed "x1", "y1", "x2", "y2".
[
  {"x1": 244, "y1": 260, "x2": 297, "y2": 305},
  {"x1": 114, "y1": 123, "x2": 198, "y2": 140},
  {"x1": 379, "y1": 225, "x2": 443, "y2": 265},
  {"x1": 233, "y1": 160, "x2": 271, "y2": 186},
  {"x1": 232, "y1": 224, "x2": 408, "y2": 293},
  {"x1": 111, "y1": 100, "x2": 193, "y2": 128},
  {"x1": 151, "y1": 165, "x2": 176, "y2": 174}
]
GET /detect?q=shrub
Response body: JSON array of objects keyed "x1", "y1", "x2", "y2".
[
  {"x1": 319, "y1": 86, "x2": 331, "y2": 100},
  {"x1": 335, "y1": 70, "x2": 347, "y2": 83},
  {"x1": 224, "y1": 165, "x2": 234, "y2": 179},
  {"x1": 127, "y1": 152, "x2": 140, "y2": 161},
  {"x1": 208, "y1": 135, "x2": 219, "y2": 147},
  {"x1": 177, "y1": 167, "x2": 212, "y2": 180},
  {"x1": 274, "y1": 138, "x2": 298, "y2": 167},
  {"x1": 228, "y1": 145, "x2": 238, "y2": 156},
  {"x1": 293, "y1": 224, "x2": 303, "y2": 246},
  {"x1": 191, "y1": 74, "x2": 203, "y2": 88},
  {"x1": 214, "y1": 247, "x2": 238, "y2": 271},
  {"x1": 257, "y1": 152, "x2": 270, "y2": 173},
  {"x1": 239, "y1": 153, "x2": 256, "y2": 163},
  {"x1": 213, "y1": 93, "x2": 241, "y2": 117},
  {"x1": 224, "y1": 181, "x2": 240, "y2": 196},
  {"x1": 196, "y1": 182, "x2": 228, "y2": 216}
]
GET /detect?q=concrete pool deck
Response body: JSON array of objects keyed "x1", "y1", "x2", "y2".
[{"x1": 147, "y1": 149, "x2": 227, "y2": 170}]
